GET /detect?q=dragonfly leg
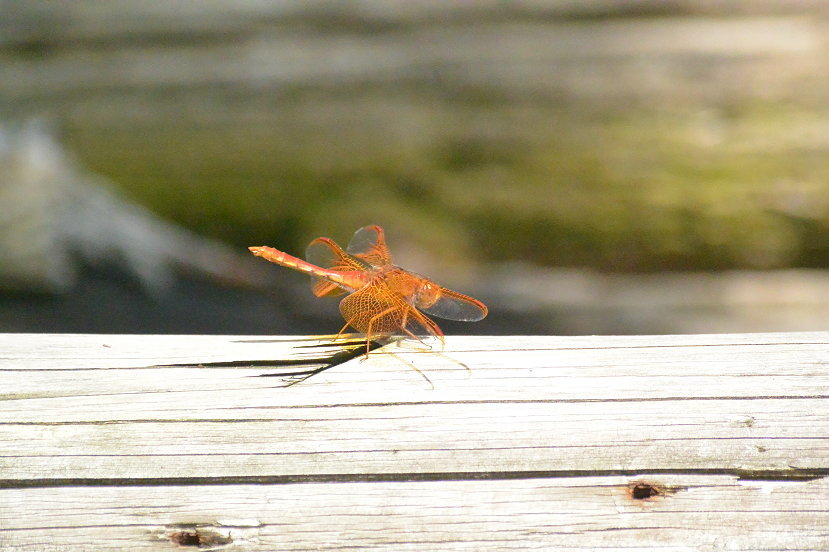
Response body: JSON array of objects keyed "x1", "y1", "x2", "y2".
[
  {"x1": 397, "y1": 308, "x2": 428, "y2": 347},
  {"x1": 401, "y1": 326, "x2": 429, "y2": 347},
  {"x1": 334, "y1": 320, "x2": 352, "y2": 341},
  {"x1": 366, "y1": 307, "x2": 436, "y2": 388},
  {"x1": 402, "y1": 308, "x2": 446, "y2": 350},
  {"x1": 363, "y1": 305, "x2": 400, "y2": 357}
]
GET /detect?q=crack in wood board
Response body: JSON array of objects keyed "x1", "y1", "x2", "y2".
[{"x1": 2, "y1": 469, "x2": 827, "y2": 489}]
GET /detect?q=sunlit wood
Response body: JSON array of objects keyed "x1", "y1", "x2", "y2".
[{"x1": 1, "y1": 332, "x2": 828, "y2": 550}]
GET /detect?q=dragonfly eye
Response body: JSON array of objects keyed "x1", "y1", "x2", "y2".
[{"x1": 415, "y1": 281, "x2": 441, "y2": 309}]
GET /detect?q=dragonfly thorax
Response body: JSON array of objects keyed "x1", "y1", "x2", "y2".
[{"x1": 376, "y1": 267, "x2": 441, "y2": 310}]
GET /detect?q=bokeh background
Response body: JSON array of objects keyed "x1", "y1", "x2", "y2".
[{"x1": 3, "y1": 1, "x2": 829, "y2": 336}]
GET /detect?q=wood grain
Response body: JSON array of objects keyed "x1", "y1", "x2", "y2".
[
  {"x1": 1, "y1": 332, "x2": 828, "y2": 550},
  {"x1": 3, "y1": 477, "x2": 828, "y2": 551}
]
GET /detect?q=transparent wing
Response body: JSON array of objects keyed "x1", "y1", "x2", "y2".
[
  {"x1": 346, "y1": 225, "x2": 393, "y2": 267},
  {"x1": 339, "y1": 281, "x2": 443, "y2": 339},
  {"x1": 420, "y1": 287, "x2": 488, "y2": 322},
  {"x1": 305, "y1": 237, "x2": 371, "y2": 297}
]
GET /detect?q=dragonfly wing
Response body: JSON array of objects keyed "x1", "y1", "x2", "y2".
[
  {"x1": 420, "y1": 287, "x2": 488, "y2": 322},
  {"x1": 305, "y1": 237, "x2": 371, "y2": 297},
  {"x1": 311, "y1": 279, "x2": 346, "y2": 298},
  {"x1": 346, "y1": 225, "x2": 393, "y2": 267},
  {"x1": 340, "y1": 281, "x2": 442, "y2": 339}
]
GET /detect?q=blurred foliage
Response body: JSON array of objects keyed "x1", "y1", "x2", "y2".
[{"x1": 64, "y1": 92, "x2": 829, "y2": 272}]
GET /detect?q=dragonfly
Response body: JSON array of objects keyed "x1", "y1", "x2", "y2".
[{"x1": 249, "y1": 225, "x2": 487, "y2": 356}]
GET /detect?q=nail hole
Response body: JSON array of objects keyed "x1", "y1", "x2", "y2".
[
  {"x1": 628, "y1": 481, "x2": 663, "y2": 500},
  {"x1": 169, "y1": 528, "x2": 232, "y2": 547},
  {"x1": 170, "y1": 531, "x2": 201, "y2": 546}
]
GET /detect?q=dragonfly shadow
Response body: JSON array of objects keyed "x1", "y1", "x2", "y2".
[
  {"x1": 160, "y1": 334, "x2": 470, "y2": 389},
  {"x1": 277, "y1": 335, "x2": 469, "y2": 389},
  {"x1": 262, "y1": 338, "x2": 385, "y2": 387}
]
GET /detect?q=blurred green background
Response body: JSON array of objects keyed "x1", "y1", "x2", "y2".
[
  {"x1": 66, "y1": 101, "x2": 829, "y2": 272},
  {"x1": 3, "y1": 1, "x2": 829, "y2": 334}
]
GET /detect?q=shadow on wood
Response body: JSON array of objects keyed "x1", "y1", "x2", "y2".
[{"x1": 1, "y1": 332, "x2": 827, "y2": 550}]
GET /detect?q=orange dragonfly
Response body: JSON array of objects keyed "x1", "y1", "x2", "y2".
[{"x1": 249, "y1": 225, "x2": 487, "y2": 355}]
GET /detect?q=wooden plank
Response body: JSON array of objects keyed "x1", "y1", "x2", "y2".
[
  {"x1": 0, "y1": 333, "x2": 345, "y2": 370},
  {"x1": 2, "y1": 333, "x2": 829, "y2": 480},
  {"x1": 2, "y1": 476, "x2": 828, "y2": 551},
  {"x1": 2, "y1": 399, "x2": 826, "y2": 480},
  {"x1": 1, "y1": 332, "x2": 828, "y2": 550}
]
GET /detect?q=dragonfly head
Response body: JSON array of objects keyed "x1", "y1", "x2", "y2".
[{"x1": 414, "y1": 279, "x2": 442, "y2": 310}]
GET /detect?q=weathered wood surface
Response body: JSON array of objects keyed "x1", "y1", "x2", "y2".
[{"x1": 1, "y1": 332, "x2": 828, "y2": 550}]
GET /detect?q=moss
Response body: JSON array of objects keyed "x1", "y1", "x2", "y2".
[{"x1": 63, "y1": 96, "x2": 829, "y2": 271}]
